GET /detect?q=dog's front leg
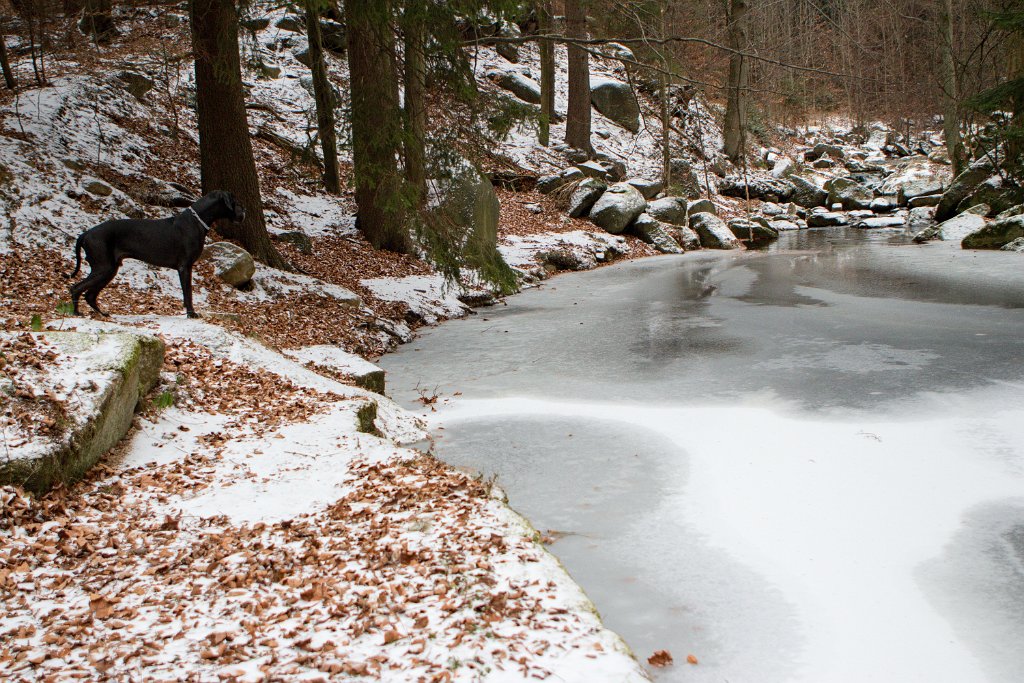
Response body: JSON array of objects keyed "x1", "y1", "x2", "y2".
[{"x1": 178, "y1": 266, "x2": 200, "y2": 318}]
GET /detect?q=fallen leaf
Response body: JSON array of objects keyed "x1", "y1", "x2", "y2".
[{"x1": 648, "y1": 650, "x2": 674, "y2": 667}]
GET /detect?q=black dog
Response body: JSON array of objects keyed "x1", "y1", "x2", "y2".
[{"x1": 69, "y1": 190, "x2": 245, "y2": 319}]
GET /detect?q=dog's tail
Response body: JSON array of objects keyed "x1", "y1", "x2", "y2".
[{"x1": 67, "y1": 234, "x2": 84, "y2": 279}]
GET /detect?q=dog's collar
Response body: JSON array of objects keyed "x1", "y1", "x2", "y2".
[{"x1": 187, "y1": 207, "x2": 211, "y2": 233}]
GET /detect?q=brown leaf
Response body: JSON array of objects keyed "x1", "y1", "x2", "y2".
[{"x1": 648, "y1": 650, "x2": 674, "y2": 667}]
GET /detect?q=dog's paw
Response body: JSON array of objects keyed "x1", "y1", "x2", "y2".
[{"x1": 186, "y1": 311, "x2": 201, "y2": 319}]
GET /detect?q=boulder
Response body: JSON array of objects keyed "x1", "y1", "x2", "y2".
[
  {"x1": 631, "y1": 214, "x2": 684, "y2": 254},
  {"x1": 853, "y1": 216, "x2": 905, "y2": 229},
  {"x1": 906, "y1": 206, "x2": 935, "y2": 231},
  {"x1": 687, "y1": 198, "x2": 716, "y2": 216},
  {"x1": 956, "y1": 177, "x2": 1024, "y2": 217},
  {"x1": 769, "y1": 219, "x2": 800, "y2": 231},
  {"x1": 1000, "y1": 237, "x2": 1024, "y2": 252},
  {"x1": 935, "y1": 166, "x2": 992, "y2": 222},
  {"x1": 598, "y1": 157, "x2": 628, "y2": 182},
  {"x1": 203, "y1": 242, "x2": 256, "y2": 287},
  {"x1": 719, "y1": 175, "x2": 793, "y2": 202},
  {"x1": 896, "y1": 178, "x2": 944, "y2": 205},
  {"x1": 85, "y1": 180, "x2": 113, "y2": 197},
  {"x1": 670, "y1": 225, "x2": 702, "y2": 250},
  {"x1": 771, "y1": 156, "x2": 794, "y2": 178},
  {"x1": 646, "y1": 196, "x2": 688, "y2": 225},
  {"x1": 997, "y1": 204, "x2": 1024, "y2": 220},
  {"x1": 590, "y1": 78, "x2": 641, "y2": 133},
  {"x1": 760, "y1": 202, "x2": 783, "y2": 216},
  {"x1": 277, "y1": 230, "x2": 313, "y2": 254},
  {"x1": 320, "y1": 20, "x2": 347, "y2": 54},
  {"x1": 668, "y1": 157, "x2": 706, "y2": 198},
  {"x1": 961, "y1": 214, "x2": 1024, "y2": 249},
  {"x1": 567, "y1": 177, "x2": 607, "y2": 218},
  {"x1": 806, "y1": 211, "x2": 849, "y2": 227},
  {"x1": 0, "y1": 331, "x2": 164, "y2": 494},
  {"x1": 913, "y1": 205, "x2": 988, "y2": 243},
  {"x1": 588, "y1": 182, "x2": 647, "y2": 233},
  {"x1": 690, "y1": 212, "x2": 740, "y2": 249},
  {"x1": 537, "y1": 167, "x2": 584, "y2": 194},
  {"x1": 908, "y1": 194, "x2": 942, "y2": 208},
  {"x1": 812, "y1": 157, "x2": 835, "y2": 169},
  {"x1": 275, "y1": 15, "x2": 304, "y2": 32},
  {"x1": 870, "y1": 196, "x2": 898, "y2": 214},
  {"x1": 487, "y1": 70, "x2": 541, "y2": 104},
  {"x1": 804, "y1": 143, "x2": 845, "y2": 161},
  {"x1": 728, "y1": 218, "x2": 779, "y2": 244},
  {"x1": 789, "y1": 175, "x2": 828, "y2": 208},
  {"x1": 575, "y1": 160, "x2": 608, "y2": 178},
  {"x1": 826, "y1": 178, "x2": 874, "y2": 211},
  {"x1": 627, "y1": 178, "x2": 664, "y2": 199},
  {"x1": 117, "y1": 71, "x2": 155, "y2": 102}
]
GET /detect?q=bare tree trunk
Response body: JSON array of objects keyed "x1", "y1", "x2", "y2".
[
  {"x1": 564, "y1": 0, "x2": 591, "y2": 154},
  {"x1": 190, "y1": 0, "x2": 287, "y2": 269},
  {"x1": 346, "y1": 0, "x2": 411, "y2": 253},
  {"x1": 0, "y1": 35, "x2": 15, "y2": 90},
  {"x1": 537, "y1": 0, "x2": 555, "y2": 147},
  {"x1": 403, "y1": 0, "x2": 427, "y2": 204},
  {"x1": 304, "y1": 0, "x2": 341, "y2": 194},
  {"x1": 659, "y1": 2, "x2": 671, "y2": 187},
  {"x1": 723, "y1": 0, "x2": 749, "y2": 163},
  {"x1": 939, "y1": 0, "x2": 966, "y2": 175}
]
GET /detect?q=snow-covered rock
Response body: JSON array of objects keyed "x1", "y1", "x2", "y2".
[
  {"x1": 588, "y1": 182, "x2": 647, "y2": 234},
  {"x1": 690, "y1": 212, "x2": 740, "y2": 249}
]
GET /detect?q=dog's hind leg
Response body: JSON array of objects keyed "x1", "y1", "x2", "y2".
[
  {"x1": 83, "y1": 267, "x2": 119, "y2": 317},
  {"x1": 177, "y1": 266, "x2": 199, "y2": 318},
  {"x1": 70, "y1": 269, "x2": 109, "y2": 315}
]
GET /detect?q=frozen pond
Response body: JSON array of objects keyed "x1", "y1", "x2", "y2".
[{"x1": 380, "y1": 228, "x2": 1024, "y2": 682}]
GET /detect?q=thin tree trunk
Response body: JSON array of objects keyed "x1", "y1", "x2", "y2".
[
  {"x1": 0, "y1": 35, "x2": 15, "y2": 90},
  {"x1": 80, "y1": 0, "x2": 115, "y2": 43},
  {"x1": 564, "y1": 0, "x2": 591, "y2": 154},
  {"x1": 537, "y1": 0, "x2": 554, "y2": 147},
  {"x1": 304, "y1": 0, "x2": 341, "y2": 194},
  {"x1": 659, "y1": 2, "x2": 671, "y2": 187},
  {"x1": 939, "y1": 0, "x2": 966, "y2": 175},
  {"x1": 190, "y1": 0, "x2": 287, "y2": 268},
  {"x1": 403, "y1": 0, "x2": 427, "y2": 204},
  {"x1": 723, "y1": 0, "x2": 749, "y2": 163},
  {"x1": 346, "y1": 0, "x2": 411, "y2": 253}
]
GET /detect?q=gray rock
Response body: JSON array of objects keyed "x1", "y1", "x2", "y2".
[
  {"x1": 996, "y1": 203, "x2": 1024, "y2": 220},
  {"x1": 588, "y1": 182, "x2": 647, "y2": 233},
  {"x1": 277, "y1": 230, "x2": 313, "y2": 254},
  {"x1": 599, "y1": 158, "x2": 628, "y2": 182},
  {"x1": 1000, "y1": 236, "x2": 1024, "y2": 252},
  {"x1": 853, "y1": 216, "x2": 905, "y2": 229},
  {"x1": 258, "y1": 61, "x2": 282, "y2": 79},
  {"x1": 85, "y1": 180, "x2": 113, "y2": 197},
  {"x1": 961, "y1": 214, "x2": 1024, "y2": 249},
  {"x1": 806, "y1": 211, "x2": 850, "y2": 227},
  {"x1": 275, "y1": 15, "x2": 304, "y2": 32},
  {"x1": 647, "y1": 196, "x2": 688, "y2": 225},
  {"x1": 687, "y1": 198, "x2": 716, "y2": 216},
  {"x1": 760, "y1": 202, "x2": 784, "y2": 216},
  {"x1": 203, "y1": 242, "x2": 256, "y2": 287},
  {"x1": 897, "y1": 178, "x2": 944, "y2": 205},
  {"x1": 590, "y1": 78, "x2": 641, "y2": 133},
  {"x1": 908, "y1": 194, "x2": 942, "y2": 208},
  {"x1": 771, "y1": 156, "x2": 794, "y2": 178},
  {"x1": 769, "y1": 219, "x2": 800, "y2": 231},
  {"x1": 671, "y1": 225, "x2": 702, "y2": 250},
  {"x1": 575, "y1": 160, "x2": 607, "y2": 179},
  {"x1": 496, "y1": 41, "x2": 519, "y2": 63},
  {"x1": 804, "y1": 143, "x2": 845, "y2": 161},
  {"x1": 728, "y1": 218, "x2": 779, "y2": 244},
  {"x1": 826, "y1": 178, "x2": 874, "y2": 211},
  {"x1": 956, "y1": 177, "x2": 1024, "y2": 217},
  {"x1": 567, "y1": 177, "x2": 607, "y2": 218},
  {"x1": 690, "y1": 212, "x2": 740, "y2": 249},
  {"x1": 488, "y1": 70, "x2": 541, "y2": 104},
  {"x1": 320, "y1": 20, "x2": 347, "y2": 54},
  {"x1": 719, "y1": 175, "x2": 793, "y2": 202},
  {"x1": 935, "y1": 166, "x2": 991, "y2": 222},
  {"x1": 913, "y1": 205, "x2": 988, "y2": 243},
  {"x1": 293, "y1": 48, "x2": 312, "y2": 68},
  {"x1": 0, "y1": 331, "x2": 163, "y2": 494},
  {"x1": 627, "y1": 178, "x2": 664, "y2": 199},
  {"x1": 537, "y1": 167, "x2": 583, "y2": 194},
  {"x1": 906, "y1": 206, "x2": 935, "y2": 231},
  {"x1": 631, "y1": 214, "x2": 684, "y2": 254},
  {"x1": 117, "y1": 71, "x2": 155, "y2": 101},
  {"x1": 812, "y1": 157, "x2": 835, "y2": 169},
  {"x1": 283, "y1": 346, "x2": 385, "y2": 394},
  {"x1": 241, "y1": 16, "x2": 271, "y2": 31},
  {"x1": 870, "y1": 196, "x2": 898, "y2": 214},
  {"x1": 789, "y1": 175, "x2": 828, "y2": 208}
]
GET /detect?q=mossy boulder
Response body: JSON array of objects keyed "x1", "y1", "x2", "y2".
[
  {"x1": 961, "y1": 214, "x2": 1024, "y2": 250},
  {"x1": 0, "y1": 331, "x2": 164, "y2": 494}
]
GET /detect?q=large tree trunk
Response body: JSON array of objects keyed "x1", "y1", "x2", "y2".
[
  {"x1": 0, "y1": 35, "x2": 15, "y2": 90},
  {"x1": 1009, "y1": 23, "x2": 1024, "y2": 166},
  {"x1": 938, "y1": 0, "x2": 966, "y2": 175},
  {"x1": 346, "y1": 0, "x2": 411, "y2": 253},
  {"x1": 537, "y1": 0, "x2": 555, "y2": 147},
  {"x1": 564, "y1": 0, "x2": 591, "y2": 154},
  {"x1": 304, "y1": 0, "x2": 341, "y2": 194},
  {"x1": 403, "y1": 0, "x2": 427, "y2": 204},
  {"x1": 723, "y1": 0, "x2": 749, "y2": 163},
  {"x1": 190, "y1": 0, "x2": 287, "y2": 268}
]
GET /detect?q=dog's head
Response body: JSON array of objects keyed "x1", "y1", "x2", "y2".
[{"x1": 212, "y1": 190, "x2": 245, "y2": 223}]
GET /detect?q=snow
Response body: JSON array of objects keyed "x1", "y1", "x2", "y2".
[
  {"x1": 282, "y1": 345, "x2": 383, "y2": 379},
  {"x1": 361, "y1": 274, "x2": 470, "y2": 324},
  {"x1": 499, "y1": 230, "x2": 629, "y2": 269}
]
